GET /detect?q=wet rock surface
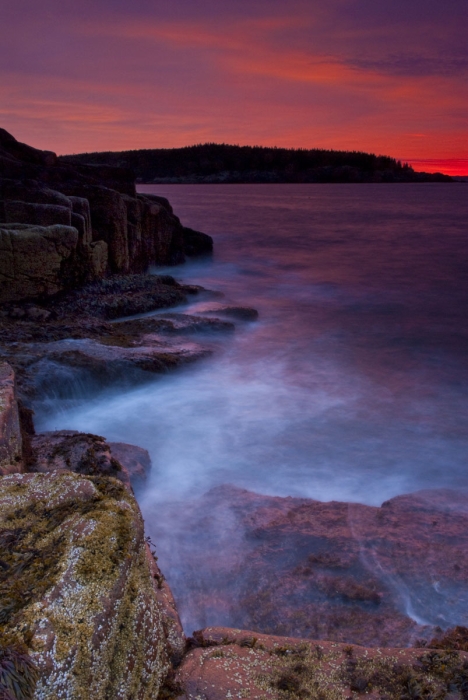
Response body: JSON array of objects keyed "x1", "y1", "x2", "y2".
[
  {"x1": 175, "y1": 627, "x2": 468, "y2": 700},
  {"x1": 0, "y1": 274, "x2": 242, "y2": 404},
  {"x1": 29, "y1": 430, "x2": 134, "y2": 490},
  {"x1": 109, "y1": 441, "x2": 153, "y2": 489},
  {"x1": 200, "y1": 305, "x2": 259, "y2": 321},
  {"x1": 159, "y1": 484, "x2": 468, "y2": 648}
]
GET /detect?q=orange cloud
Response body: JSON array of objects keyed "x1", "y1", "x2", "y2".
[{"x1": 1, "y1": 12, "x2": 466, "y2": 160}]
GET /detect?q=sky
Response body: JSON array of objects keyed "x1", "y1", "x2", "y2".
[{"x1": 1, "y1": 0, "x2": 467, "y2": 174}]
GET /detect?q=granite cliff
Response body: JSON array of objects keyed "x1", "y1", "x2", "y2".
[{"x1": 0, "y1": 128, "x2": 212, "y2": 304}]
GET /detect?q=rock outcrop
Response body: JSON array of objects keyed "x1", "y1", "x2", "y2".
[
  {"x1": 175, "y1": 627, "x2": 468, "y2": 699},
  {"x1": 0, "y1": 275, "x2": 227, "y2": 403},
  {"x1": 0, "y1": 471, "x2": 172, "y2": 699},
  {"x1": 30, "y1": 431, "x2": 152, "y2": 493},
  {"x1": 0, "y1": 128, "x2": 213, "y2": 304},
  {"x1": 0, "y1": 361, "x2": 23, "y2": 474},
  {"x1": 108, "y1": 442, "x2": 152, "y2": 489},
  {"x1": 0, "y1": 363, "x2": 187, "y2": 699}
]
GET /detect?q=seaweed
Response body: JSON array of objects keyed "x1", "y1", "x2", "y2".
[{"x1": 0, "y1": 639, "x2": 38, "y2": 700}]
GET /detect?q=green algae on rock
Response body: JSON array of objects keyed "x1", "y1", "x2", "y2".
[{"x1": 0, "y1": 472, "x2": 172, "y2": 699}]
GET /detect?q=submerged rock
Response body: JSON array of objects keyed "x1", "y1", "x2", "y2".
[
  {"x1": 145, "y1": 313, "x2": 235, "y2": 335},
  {"x1": 201, "y1": 305, "x2": 259, "y2": 321},
  {"x1": 0, "y1": 471, "x2": 176, "y2": 699},
  {"x1": 158, "y1": 484, "x2": 468, "y2": 648}
]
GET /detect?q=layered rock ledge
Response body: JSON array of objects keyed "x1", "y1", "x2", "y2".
[
  {"x1": 175, "y1": 627, "x2": 468, "y2": 700},
  {"x1": 0, "y1": 128, "x2": 213, "y2": 305}
]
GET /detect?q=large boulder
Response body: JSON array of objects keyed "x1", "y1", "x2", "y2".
[
  {"x1": 0, "y1": 471, "x2": 175, "y2": 699},
  {"x1": 182, "y1": 226, "x2": 213, "y2": 257},
  {"x1": 0, "y1": 223, "x2": 79, "y2": 302},
  {"x1": 0, "y1": 362, "x2": 22, "y2": 474}
]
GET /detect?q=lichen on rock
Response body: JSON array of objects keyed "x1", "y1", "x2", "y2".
[
  {"x1": 176, "y1": 627, "x2": 468, "y2": 699},
  {"x1": 0, "y1": 472, "x2": 171, "y2": 699}
]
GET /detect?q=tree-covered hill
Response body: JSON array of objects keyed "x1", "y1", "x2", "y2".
[{"x1": 61, "y1": 143, "x2": 452, "y2": 184}]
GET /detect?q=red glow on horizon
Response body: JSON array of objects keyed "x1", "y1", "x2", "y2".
[
  {"x1": 407, "y1": 159, "x2": 468, "y2": 177},
  {"x1": 1, "y1": 5, "x2": 467, "y2": 166}
]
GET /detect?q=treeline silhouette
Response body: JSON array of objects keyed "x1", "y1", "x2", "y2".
[{"x1": 62, "y1": 144, "x2": 451, "y2": 183}]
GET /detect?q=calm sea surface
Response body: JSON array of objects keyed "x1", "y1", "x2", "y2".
[{"x1": 37, "y1": 184, "x2": 468, "y2": 629}]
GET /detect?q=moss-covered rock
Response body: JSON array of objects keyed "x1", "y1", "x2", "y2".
[{"x1": 0, "y1": 472, "x2": 172, "y2": 699}]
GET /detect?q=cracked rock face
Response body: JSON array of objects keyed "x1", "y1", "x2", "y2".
[
  {"x1": 0, "y1": 224, "x2": 79, "y2": 303},
  {"x1": 0, "y1": 472, "x2": 173, "y2": 700}
]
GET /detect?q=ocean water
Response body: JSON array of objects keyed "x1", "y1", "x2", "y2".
[{"x1": 36, "y1": 183, "x2": 468, "y2": 632}]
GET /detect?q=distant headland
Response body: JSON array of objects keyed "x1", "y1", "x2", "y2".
[{"x1": 61, "y1": 143, "x2": 452, "y2": 184}]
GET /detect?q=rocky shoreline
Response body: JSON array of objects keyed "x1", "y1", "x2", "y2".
[{"x1": 1, "y1": 129, "x2": 468, "y2": 699}]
